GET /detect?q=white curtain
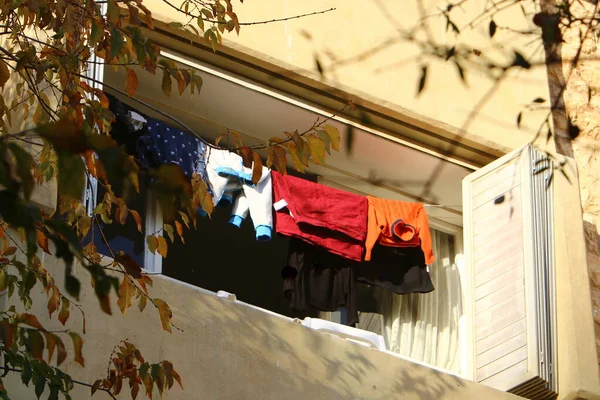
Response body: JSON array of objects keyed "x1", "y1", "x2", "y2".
[{"x1": 381, "y1": 229, "x2": 463, "y2": 374}]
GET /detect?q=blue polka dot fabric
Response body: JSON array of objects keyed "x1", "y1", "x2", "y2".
[{"x1": 136, "y1": 117, "x2": 207, "y2": 179}]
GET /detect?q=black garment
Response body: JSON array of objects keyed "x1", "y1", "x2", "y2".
[
  {"x1": 107, "y1": 94, "x2": 147, "y2": 156},
  {"x1": 282, "y1": 238, "x2": 358, "y2": 325},
  {"x1": 354, "y1": 244, "x2": 434, "y2": 294}
]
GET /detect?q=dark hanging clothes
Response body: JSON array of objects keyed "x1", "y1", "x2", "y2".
[
  {"x1": 282, "y1": 238, "x2": 358, "y2": 325},
  {"x1": 354, "y1": 244, "x2": 434, "y2": 294},
  {"x1": 107, "y1": 94, "x2": 208, "y2": 180}
]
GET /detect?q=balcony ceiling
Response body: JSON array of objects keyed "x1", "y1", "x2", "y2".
[{"x1": 104, "y1": 51, "x2": 470, "y2": 227}]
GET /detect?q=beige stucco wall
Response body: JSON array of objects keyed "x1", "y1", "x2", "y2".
[
  {"x1": 146, "y1": 0, "x2": 551, "y2": 151},
  {"x1": 543, "y1": 0, "x2": 600, "y2": 368},
  {"x1": 2, "y1": 255, "x2": 521, "y2": 400}
]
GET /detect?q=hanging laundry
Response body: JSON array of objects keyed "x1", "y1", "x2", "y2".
[
  {"x1": 205, "y1": 148, "x2": 273, "y2": 241},
  {"x1": 272, "y1": 171, "x2": 368, "y2": 262},
  {"x1": 354, "y1": 244, "x2": 434, "y2": 294},
  {"x1": 138, "y1": 117, "x2": 207, "y2": 179},
  {"x1": 282, "y1": 238, "x2": 358, "y2": 325},
  {"x1": 365, "y1": 196, "x2": 435, "y2": 264},
  {"x1": 107, "y1": 94, "x2": 208, "y2": 180}
]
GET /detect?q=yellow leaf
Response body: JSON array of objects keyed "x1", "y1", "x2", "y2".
[
  {"x1": 130, "y1": 209, "x2": 143, "y2": 233},
  {"x1": 138, "y1": 294, "x2": 147, "y2": 312},
  {"x1": 154, "y1": 298, "x2": 172, "y2": 333},
  {"x1": 69, "y1": 332, "x2": 85, "y2": 367},
  {"x1": 125, "y1": 68, "x2": 139, "y2": 96},
  {"x1": 324, "y1": 125, "x2": 341, "y2": 151},
  {"x1": 175, "y1": 221, "x2": 184, "y2": 242},
  {"x1": 285, "y1": 142, "x2": 305, "y2": 173},
  {"x1": 178, "y1": 211, "x2": 190, "y2": 229},
  {"x1": 0, "y1": 59, "x2": 9, "y2": 88},
  {"x1": 146, "y1": 235, "x2": 158, "y2": 254},
  {"x1": 306, "y1": 134, "x2": 326, "y2": 166},
  {"x1": 117, "y1": 277, "x2": 136, "y2": 315},
  {"x1": 157, "y1": 236, "x2": 168, "y2": 257}
]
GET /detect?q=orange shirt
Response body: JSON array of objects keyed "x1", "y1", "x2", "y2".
[{"x1": 365, "y1": 196, "x2": 435, "y2": 264}]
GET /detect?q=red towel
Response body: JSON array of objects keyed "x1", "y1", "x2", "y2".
[{"x1": 272, "y1": 171, "x2": 368, "y2": 261}]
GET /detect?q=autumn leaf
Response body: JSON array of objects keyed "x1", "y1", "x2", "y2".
[
  {"x1": 130, "y1": 209, "x2": 143, "y2": 232},
  {"x1": 0, "y1": 60, "x2": 9, "y2": 88},
  {"x1": 157, "y1": 236, "x2": 168, "y2": 257},
  {"x1": 251, "y1": 152, "x2": 263, "y2": 184},
  {"x1": 47, "y1": 287, "x2": 60, "y2": 317},
  {"x1": 163, "y1": 223, "x2": 174, "y2": 243},
  {"x1": 240, "y1": 146, "x2": 253, "y2": 168},
  {"x1": 58, "y1": 298, "x2": 70, "y2": 325},
  {"x1": 18, "y1": 313, "x2": 44, "y2": 330},
  {"x1": 146, "y1": 235, "x2": 158, "y2": 254},
  {"x1": 125, "y1": 68, "x2": 139, "y2": 96},
  {"x1": 0, "y1": 320, "x2": 15, "y2": 349},
  {"x1": 91, "y1": 379, "x2": 102, "y2": 396},
  {"x1": 138, "y1": 293, "x2": 147, "y2": 312},
  {"x1": 56, "y1": 335, "x2": 67, "y2": 365},
  {"x1": 175, "y1": 221, "x2": 184, "y2": 242},
  {"x1": 317, "y1": 130, "x2": 331, "y2": 154},
  {"x1": 3, "y1": 246, "x2": 17, "y2": 256},
  {"x1": 323, "y1": 125, "x2": 340, "y2": 151},
  {"x1": 154, "y1": 298, "x2": 172, "y2": 333},
  {"x1": 117, "y1": 277, "x2": 136, "y2": 315},
  {"x1": 178, "y1": 211, "x2": 190, "y2": 229},
  {"x1": 44, "y1": 332, "x2": 57, "y2": 363},
  {"x1": 307, "y1": 134, "x2": 326, "y2": 166},
  {"x1": 114, "y1": 253, "x2": 142, "y2": 279},
  {"x1": 69, "y1": 332, "x2": 85, "y2": 366},
  {"x1": 27, "y1": 330, "x2": 44, "y2": 361},
  {"x1": 161, "y1": 69, "x2": 172, "y2": 97}
]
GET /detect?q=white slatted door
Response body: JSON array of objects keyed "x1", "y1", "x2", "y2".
[{"x1": 463, "y1": 145, "x2": 557, "y2": 399}]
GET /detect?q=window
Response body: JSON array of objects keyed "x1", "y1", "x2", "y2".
[{"x1": 87, "y1": 173, "x2": 161, "y2": 273}]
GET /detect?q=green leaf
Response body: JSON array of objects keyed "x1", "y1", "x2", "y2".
[
  {"x1": 90, "y1": 18, "x2": 104, "y2": 47},
  {"x1": 21, "y1": 358, "x2": 32, "y2": 385},
  {"x1": 34, "y1": 374, "x2": 45, "y2": 399},
  {"x1": 57, "y1": 153, "x2": 85, "y2": 200},
  {"x1": 110, "y1": 28, "x2": 124, "y2": 60},
  {"x1": 27, "y1": 330, "x2": 45, "y2": 361},
  {"x1": 323, "y1": 125, "x2": 340, "y2": 151},
  {"x1": 317, "y1": 130, "x2": 331, "y2": 154},
  {"x1": 107, "y1": 0, "x2": 120, "y2": 23}
]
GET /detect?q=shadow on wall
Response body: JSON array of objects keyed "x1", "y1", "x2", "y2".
[{"x1": 0, "y1": 251, "x2": 501, "y2": 400}]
